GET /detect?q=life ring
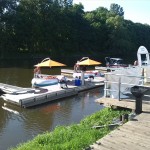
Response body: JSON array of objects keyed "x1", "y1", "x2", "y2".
[{"x1": 45, "y1": 76, "x2": 56, "y2": 80}]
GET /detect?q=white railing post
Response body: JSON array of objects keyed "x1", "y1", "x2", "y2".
[
  {"x1": 104, "y1": 81, "x2": 107, "y2": 97},
  {"x1": 118, "y1": 77, "x2": 121, "y2": 101}
]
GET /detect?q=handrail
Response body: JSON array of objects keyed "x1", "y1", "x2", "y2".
[
  {"x1": 104, "y1": 72, "x2": 143, "y2": 79},
  {"x1": 104, "y1": 72, "x2": 146, "y2": 100}
]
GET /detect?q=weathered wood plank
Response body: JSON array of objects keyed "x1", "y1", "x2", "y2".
[
  {"x1": 88, "y1": 112, "x2": 150, "y2": 150},
  {"x1": 109, "y1": 128, "x2": 150, "y2": 147},
  {"x1": 102, "y1": 136, "x2": 144, "y2": 150},
  {"x1": 92, "y1": 138, "x2": 128, "y2": 150}
]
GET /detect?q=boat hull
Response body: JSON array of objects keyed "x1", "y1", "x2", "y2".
[{"x1": 31, "y1": 78, "x2": 58, "y2": 87}]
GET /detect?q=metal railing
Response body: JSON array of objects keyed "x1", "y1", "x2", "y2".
[{"x1": 103, "y1": 72, "x2": 150, "y2": 101}]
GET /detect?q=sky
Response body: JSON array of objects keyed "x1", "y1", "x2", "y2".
[{"x1": 73, "y1": 0, "x2": 150, "y2": 25}]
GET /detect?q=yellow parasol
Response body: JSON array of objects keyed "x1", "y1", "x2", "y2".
[
  {"x1": 76, "y1": 57, "x2": 101, "y2": 86},
  {"x1": 34, "y1": 58, "x2": 66, "y2": 67},
  {"x1": 77, "y1": 57, "x2": 101, "y2": 66}
]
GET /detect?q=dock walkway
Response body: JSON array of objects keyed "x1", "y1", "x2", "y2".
[
  {"x1": 89, "y1": 111, "x2": 150, "y2": 150},
  {"x1": 96, "y1": 97, "x2": 150, "y2": 112},
  {"x1": 89, "y1": 65, "x2": 150, "y2": 149},
  {"x1": 89, "y1": 94, "x2": 150, "y2": 150},
  {"x1": 0, "y1": 78, "x2": 104, "y2": 108}
]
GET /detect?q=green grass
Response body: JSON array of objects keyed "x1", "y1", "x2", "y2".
[{"x1": 10, "y1": 108, "x2": 131, "y2": 150}]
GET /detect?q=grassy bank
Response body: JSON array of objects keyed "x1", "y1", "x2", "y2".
[{"x1": 10, "y1": 108, "x2": 131, "y2": 150}]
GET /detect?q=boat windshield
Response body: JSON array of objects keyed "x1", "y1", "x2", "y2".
[{"x1": 110, "y1": 58, "x2": 123, "y2": 65}]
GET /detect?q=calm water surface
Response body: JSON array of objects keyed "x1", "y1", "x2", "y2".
[{"x1": 0, "y1": 67, "x2": 104, "y2": 150}]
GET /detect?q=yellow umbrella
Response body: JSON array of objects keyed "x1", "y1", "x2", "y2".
[
  {"x1": 77, "y1": 57, "x2": 101, "y2": 66},
  {"x1": 76, "y1": 57, "x2": 101, "y2": 86},
  {"x1": 34, "y1": 58, "x2": 66, "y2": 67}
]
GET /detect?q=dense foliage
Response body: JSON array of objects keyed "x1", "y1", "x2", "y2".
[
  {"x1": 10, "y1": 108, "x2": 131, "y2": 150},
  {"x1": 0, "y1": 0, "x2": 150, "y2": 62}
]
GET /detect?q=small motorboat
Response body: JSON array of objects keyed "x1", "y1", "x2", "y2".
[
  {"x1": 105, "y1": 57, "x2": 128, "y2": 68},
  {"x1": 31, "y1": 74, "x2": 59, "y2": 87}
]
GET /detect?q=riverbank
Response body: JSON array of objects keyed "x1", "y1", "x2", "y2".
[{"x1": 10, "y1": 108, "x2": 131, "y2": 150}]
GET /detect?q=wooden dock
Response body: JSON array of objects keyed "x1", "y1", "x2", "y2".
[
  {"x1": 96, "y1": 97, "x2": 150, "y2": 112},
  {"x1": 88, "y1": 66, "x2": 150, "y2": 150},
  {"x1": 89, "y1": 111, "x2": 150, "y2": 150},
  {"x1": 89, "y1": 95, "x2": 150, "y2": 150}
]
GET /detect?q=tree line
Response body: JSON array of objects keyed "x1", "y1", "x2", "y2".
[{"x1": 0, "y1": 0, "x2": 150, "y2": 64}]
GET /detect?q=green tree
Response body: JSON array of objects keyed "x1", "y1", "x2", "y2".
[
  {"x1": 110, "y1": 3, "x2": 124, "y2": 17},
  {"x1": 0, "y1": 0, "x2": 19, "y2": 58}
]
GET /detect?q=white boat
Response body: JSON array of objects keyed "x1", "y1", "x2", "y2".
[
  {"x1": 31, "y1": 74, "x2": 59, "y2": 87},
  {"x1": 73, "y1": 57, "x2": 102, "y2": 79},
  {"x1": 95, "y1": 57, "x2": 130, "y2": 72},
  {"x1": 73, "y1": 70, "x2": 101, "y2": 79},
  {"x1": 32, "y1": 57, "x2": 66, "y2": 87},
  {"x1": 137, "y1": 46, "x2": 150, "y2": 66},
  {"x1": 105, "y1": 57, "x2": 128, "y2": 68}
]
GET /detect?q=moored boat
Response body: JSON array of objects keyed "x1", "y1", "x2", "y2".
[
  {"x1": 32, "y1": 57, "x2": 66, "y2": 87},
  {"x1": 73, "y1": 57, "x2": 102, "y2": 79},
  {"x1": 31, "y1": 75, "x2": 59, "y2": 87},
  {"x1": 105, "y1": 57, "x2": 128, "y2": 68},
  {"x1": 73, "y1": 70, "x2": 101, "y2": 79}
]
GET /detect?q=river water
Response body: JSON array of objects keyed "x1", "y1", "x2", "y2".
[{"x1": 0, "y1": 67, "x2": 104, "y2": 150}]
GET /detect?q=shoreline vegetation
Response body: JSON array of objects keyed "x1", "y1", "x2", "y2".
[
  {"x1": 10, "y1": 108, "x2": 131, "y2": 150},
  {"x1": 1, "y1": 1, "x2": 150, "y2": 64}
]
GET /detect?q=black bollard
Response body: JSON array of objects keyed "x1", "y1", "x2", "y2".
[
  {"x1": 131, "y1": 86, "x2": 148, "y2": 114},
  {"x1": 135, "y1": 95, "x2": 143, "y2": 114}
]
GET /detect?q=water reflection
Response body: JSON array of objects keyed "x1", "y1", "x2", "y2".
[
  {"x1": 41, "y1": 103, "x2": 61, "y2": 114},
  {"x1": 0, "y1": 68, "x2": 104, "y2": 150}
]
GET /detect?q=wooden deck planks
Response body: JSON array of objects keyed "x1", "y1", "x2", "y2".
[
  {"x1": 96, "y1": 97, "x2": 150, "y2": 111},
  {"x1": 108, "y1": 129, "x2": 150, "y2": 147},
  {"x1": 89, "y1": 112, "x2": 150, "y2": 150}
]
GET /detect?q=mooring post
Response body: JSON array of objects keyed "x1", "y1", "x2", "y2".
[
  {"x1": 131, "y1": 86, "x2": 148, "y2": 114},
  {"x1": 135, "y1": 96, "x2": 143, "y2": 114}
]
